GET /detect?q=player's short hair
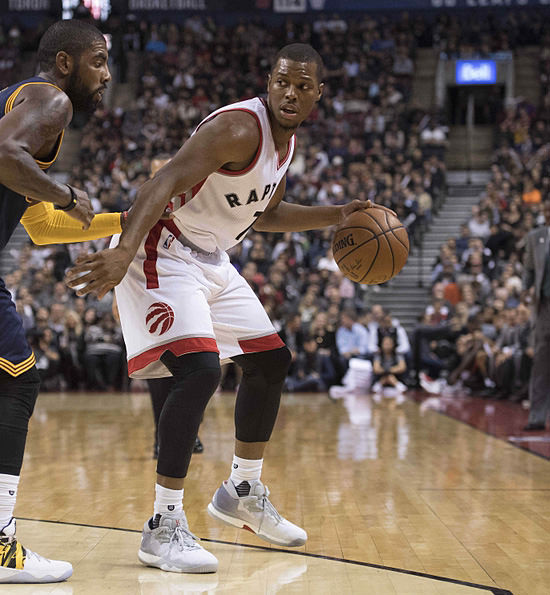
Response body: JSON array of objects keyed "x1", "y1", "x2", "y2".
[
  {"x1": 37, "y1": 19, "x2": 105, "y2": 70},
  {"x1": 272, "y1": 43, "x2": 324, "y2": 81}
]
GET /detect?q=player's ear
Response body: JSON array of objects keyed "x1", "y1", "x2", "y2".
[
  {"x1": 267, "y1": 73, "x2": 272, "y2": 92},
  {"x1": 55, "y1": 51, "x2": 73, "y2": 76},
  {"x1": 317, "y1": 82, "x2": 324, "y2": 102}
]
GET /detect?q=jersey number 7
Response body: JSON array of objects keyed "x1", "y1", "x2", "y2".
[{"x1": 235, "y1": 211, "x2": 263, "y2": 241}]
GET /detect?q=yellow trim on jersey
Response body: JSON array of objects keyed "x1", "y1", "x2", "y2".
[
  {"x1": 0, "y1": 353, "x2": 36, "y2": 377},
  {"x1": 4, "y1": 81, "x2": 62, "y2": 114},
  {"x1": 4, "y1": 81, "x2": 65, "y2": 170},
  {"x1": 35, "y1": 129, "x2": 64, "y2": 170}
]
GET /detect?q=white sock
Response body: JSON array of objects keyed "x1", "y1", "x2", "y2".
[
  {"x1": 230, "y1": 455, "x2": 263, "y2": 486},
  {"x1": 153, "y1": 484, "x2": 183, "y2": 517},
  {"x1": 0, "y1": 474, "x2": 19, "y2": 532}
]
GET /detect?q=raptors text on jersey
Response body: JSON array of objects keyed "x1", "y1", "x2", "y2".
[{"x1": 170, "y1": 97, "x2": 296, "y2": 253}]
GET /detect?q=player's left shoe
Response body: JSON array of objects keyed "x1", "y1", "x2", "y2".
[
  {"x1": 138, "y1": 511, "x2": 218, "y2": 573},
  {"x1": 0, "y1": 518, "x2": 73, "y2": 583},
  {"x1": 208, "y1": 479, "x2": 307, "y2": 547}
]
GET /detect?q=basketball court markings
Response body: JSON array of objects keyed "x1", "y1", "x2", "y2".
[
  {"x1": 17, "y1": 391, "x2": 540, "y2": 594},
  {"x1": 10, "y1": 518, "x2": 512, "y2": 594}
]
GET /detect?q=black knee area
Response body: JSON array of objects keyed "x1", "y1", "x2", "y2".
[
  {"x1": 0, "y1": 367, "x2": 40, "y2": 475},
  {"x1": 161, "y1": 350, "x2": 221, "y2": 385},
  {"x1": 233, "y1": 346, "x2": 291, "y2": 384},
  {"x1": 232, "y1": 347, "x2": 290, "y2": 443},
  {"x1": 156, "y1": 351, "x2": 220, "y2": 478}
]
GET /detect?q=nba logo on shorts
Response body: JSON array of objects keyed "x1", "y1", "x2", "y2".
[
  {"x1": 163, "y1": 233, "x2": 175, "y2": 249},
  {"x1": 145, "y1": 302, "x2": 175, "y2": 335}
]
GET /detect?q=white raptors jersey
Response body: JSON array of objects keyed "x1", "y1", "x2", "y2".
[{"x1": 170, "y1": 97, "x2": 295, "y2": 253}]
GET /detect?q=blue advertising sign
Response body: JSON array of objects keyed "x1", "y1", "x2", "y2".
[{"x1": 456, "y1": 60, "x2": 497, "y2": 85}]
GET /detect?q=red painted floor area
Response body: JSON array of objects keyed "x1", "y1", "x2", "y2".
[{"x1": 409, "y1": 390, "x2": 550, "y2": 459}]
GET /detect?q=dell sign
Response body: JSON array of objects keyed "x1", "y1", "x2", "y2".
[{"x1": 456, "y1": 60, "x2": 497, "y2": 85}]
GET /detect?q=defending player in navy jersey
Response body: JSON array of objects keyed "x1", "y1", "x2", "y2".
[
  {"x1": 68, "y1": 44, "x2": 394, "y2": 574},
  {"x1": 0, "y1": 20, "x2": 119, "y2": 583}
]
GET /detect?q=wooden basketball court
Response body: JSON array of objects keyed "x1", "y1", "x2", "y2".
[{"x1": 4, "y1": 388, "x2": 548, "y2": 594}]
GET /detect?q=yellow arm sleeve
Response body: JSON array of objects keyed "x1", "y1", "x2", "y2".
[{"x1": 21, "y1": 201, "x2": 123, "y2": 245}]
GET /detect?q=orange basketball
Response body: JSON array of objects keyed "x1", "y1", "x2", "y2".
[{"x1": 331, "y1": 208, "x2": 409, "y2": 284}]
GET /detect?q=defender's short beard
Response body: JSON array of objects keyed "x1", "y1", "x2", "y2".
[{"x1": 66, "y1": 70, "x2": 98, "y2": 114}]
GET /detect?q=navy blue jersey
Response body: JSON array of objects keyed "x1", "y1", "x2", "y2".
[
  {"x1": 0, "y1": 77, "x2": 65, "y2": 252},
  {"x1": 0, "y1": 77, "x2": 65, "y2": 376}
]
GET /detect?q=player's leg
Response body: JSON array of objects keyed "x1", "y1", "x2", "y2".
[
  {"x1": 206, "y1": 268, "x2": 306, "y2": 546},
  {"x1": 208, "y1": 347, "x2": 306, "y2": 546},
  {"x1": 0, "y1": 367, "x2": 73, "y2": 583},
  {"x1": 147, "y1": 376, "x2": 204, "y2": 459},
  {"x1": 112, "y1": 232, "x2": 221, "y2": 573},
  {"x1": 146, "y1": 377, "x2": 173, "y2": 459},
  {"x1": 138, "y1": 351, "x2": 220, "y2": 573},
  {"x1": 155, "y1": 351, "x2": 219, "y2": 486},
  {"x1": 120, "y1": 239, "x2": 222, "y2": 572}
]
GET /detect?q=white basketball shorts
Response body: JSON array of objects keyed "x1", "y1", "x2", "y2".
[{"x1": 111, "y1": 222, "x2": 284, "y2": 379}]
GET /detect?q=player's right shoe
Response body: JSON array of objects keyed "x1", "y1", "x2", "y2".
[
  {"x1": 138, "y1": 511, "x2": 218, "y2": 573},
  {"x1": 208, "y1": 479, "x2": 307, "y2": 547},
  {"x1": 0, "y1": 518, "x2": 73, "y2": 583}
]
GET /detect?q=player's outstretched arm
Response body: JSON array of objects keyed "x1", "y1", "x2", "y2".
[
  {"x1": 0, "y1": 84, "x2": 94, "y2": 228},
  {"x1": 254, "y1": 178, "x2": 396, "y2": 232},
  {"x1": 66, "y1": 111, "x2": 260, "y2": 298},
  {"x1": 21, "y1": 201, "x2": 123, "y2": 245}
]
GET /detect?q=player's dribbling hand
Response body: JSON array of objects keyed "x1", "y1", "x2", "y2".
[
  {"x1": 67, "y1": 187, "x2": 95, "y2": 230},
  {"x1": 65, "y1": 247, "x2": 132, "y2": 299},
  {"x1": 339, "y1": 199, "x2": 397, "y2": 223}
]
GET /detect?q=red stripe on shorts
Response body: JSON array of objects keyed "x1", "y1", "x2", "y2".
[
  {"x1": 238, "y1": 333, "x2": 285, "y2": 353},
  {"x1": 161, "y1": 219, "x2": 182, "y2": 238},
  {"x1": 143, "y1": 222, "x2": 164, "y2": 289},
  {"x1": 128, "y1": 337, "x2": 219, "y2": 376}
]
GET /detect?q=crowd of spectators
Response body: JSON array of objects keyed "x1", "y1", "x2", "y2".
[
  {"x1": 6, "y1": 232, "x2": 415, "y2": 393},
  {"x1": 68, "y1": 13, "x2": 447, "y2": 236},
  {"x1": 414, "y1": 88, "x2": 550, "y2": 402},
  {"x1": 433, "y1": 10, "x2": 549, "y2": 59},
  {"x1": 1, "y1": 13, "x2": 452, "y2": 392},
  {"x1": 7, "y1": 9, "x2": 550, "y2": 396}
]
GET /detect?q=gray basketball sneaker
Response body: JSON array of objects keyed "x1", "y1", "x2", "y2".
[
  {"x1": 207, "y1": 480, "x2": 307, "y2": 547},
  {"x1": 138, "y1": 511, "x2": 218, "y2": 573}
]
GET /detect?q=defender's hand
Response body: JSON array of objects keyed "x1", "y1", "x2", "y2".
[
  {"x1": 65, "y1": 247, "x2": 132, "y2": 299},
  {"x1": 65, "y1": 187, "x2": 94, "y2": 230}
]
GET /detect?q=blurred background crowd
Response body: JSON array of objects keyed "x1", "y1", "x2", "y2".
[{"x1": 2, "y1": 9, "x2": 550, "y2": 402}]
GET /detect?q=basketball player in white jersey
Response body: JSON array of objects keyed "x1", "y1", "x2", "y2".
[{"x1": 67, "y1": 44, "x2": 392, "y2": 573}]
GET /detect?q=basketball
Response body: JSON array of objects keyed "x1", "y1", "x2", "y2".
[{"x1": 331, "y1": 207, "x2": 409, "y2": 284}]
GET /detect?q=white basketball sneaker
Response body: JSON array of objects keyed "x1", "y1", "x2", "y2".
[
  {"x1": 138, "y1": 511, "x2": 218, "y2": 573},
  {"x1": 0, "y1": 518, "x2": 72, "y2": 583},
  {"x1": 208, "y1": 479, "x2": 307, "y2": 547}
]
